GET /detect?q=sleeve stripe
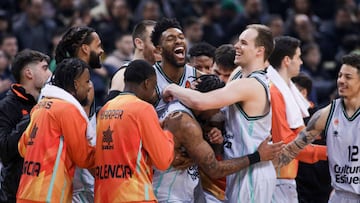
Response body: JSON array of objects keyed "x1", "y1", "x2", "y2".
[{"x1": 46, "y1": 136, "x2": 64, "y2": 202}]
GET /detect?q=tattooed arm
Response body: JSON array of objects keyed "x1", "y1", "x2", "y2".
[
  {"x1": 273, "y1": 104, "x2": 331, "y2": 168},
  {"x1": 171, "y1": 112, "x2": 283, "y2": 179}
]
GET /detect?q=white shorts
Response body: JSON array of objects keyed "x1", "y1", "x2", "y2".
[
  {"x1": 204, "y1": 190, "x2": 224, "y2": 203},
  {"x1": 271, "y1": 179, "x2": 298, "y2": 203}
]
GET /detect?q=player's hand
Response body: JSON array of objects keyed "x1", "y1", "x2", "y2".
[
  {"x1": 207, "y1": 127, "x2": 223, "y2": 144},
  {"x1": 258, "y1": 136, "x2": 284, "y2": 161},
  {"x1": 162, "y1": 84, "x2": 179, "y2": 102},
  {"x1": 172, "y1": 151, "x2": 194, "y2": 171}
]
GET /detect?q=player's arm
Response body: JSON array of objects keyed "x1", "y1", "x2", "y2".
[
  {"x1": 273, "y1": 104, "x2": 331, "y2": 168},
  {"x1": 140, "y1": 105, "x2": 175, "y2": 170},
  {"x1": 109, "y1": 68, "x2": 126, "y2": 91},
  {"x1": 163, "y1": 77, "x2": 262, "y2": 111},
  {"x1": 177, "y1": 113, "x2": 283, "y2": 179},
  {"x1": 62, "y1": 106, "x2": 95, "y2": 169}
]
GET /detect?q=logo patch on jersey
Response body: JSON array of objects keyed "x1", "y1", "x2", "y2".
[
  {"x1": 102, "y1": 126, "x2": 114, "y2": 150},
  {"x1": 187, "y1": 165, "x2": 199, "y2": 181},
  {"x1": 21, "y1": 109, "x2": 28, "y2": 115},
  {"x1": 185, "y1": 80, "x2": 191, "y2": 88},
  {"x1": 223, "y1": 131, "x2": 234, "y2": 149},
  {"x1": 28, "y1": 124, "x2": 38, "y2": 145},
  {"x1": 333, "y1": 118, "x2": 339, "y2": 137}
]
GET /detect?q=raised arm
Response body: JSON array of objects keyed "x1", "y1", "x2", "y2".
[
  {"x1": 162, "y1": 77, "x2": 264, "y2": 111},
  {"x1": 273, "y1": 104, "x2": 331, "y2": 168}
]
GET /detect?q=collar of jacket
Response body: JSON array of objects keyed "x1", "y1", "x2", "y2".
[{"x1": 11, "y1": 83, "x2": 37, "y2": 105}]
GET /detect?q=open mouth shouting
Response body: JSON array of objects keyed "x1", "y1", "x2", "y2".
[{"x1": 174, "y1": 47, "x2": 185, "y2": 60}]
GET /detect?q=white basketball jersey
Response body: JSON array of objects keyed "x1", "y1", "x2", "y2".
[
  {"x1": 325, "y1": 98, "x2": 360, "y2": 195},
  {"x1": 73, "y1": 113, "x2": 97, "y2": 201},
  {"x1": 223, "y1": 70, "x2": 276, "y2": 203},
  {"x1": 153, "y1": 62, "x2": 197, "y2": 117},
  {"x1": 153, "y1": 101, "x2": 199, "y2": 202}
]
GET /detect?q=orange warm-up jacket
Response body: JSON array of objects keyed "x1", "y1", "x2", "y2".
[
  {"x1": 17, "y1": 98, "x2": 95, "y2": 203},
  {"x1": 270, "y1": 85, "x2": 327, "y2": 179},
  {"x1": 95, "y1": 94, "x2": 174, "y2": 203}
]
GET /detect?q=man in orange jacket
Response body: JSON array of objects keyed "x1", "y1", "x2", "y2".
[
  {"x1": 267, "y1": 36, "x2": 327, "y2": 203},
  {"x1": 95, "y1": 60, "x2": 177, "y2": 203},
  {"x1": 17, "y1": 58, "x2": 95, "y2": 202}
]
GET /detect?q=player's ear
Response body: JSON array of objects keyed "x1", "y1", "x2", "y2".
[
  {"x1": 80, "y1": 44, "x2": 90, "y2": 56},
  {"x1": 256, "y1": 46, "x2": 265, "y2": 57},
  {"x1": 143, "y1": 78, "x2": 150, "y2": 90},
  {"x1": 134, "y1": 38, "x2": 143, "y2": 50},
  {"x1": 155, "y1": 45, "x2": 162, "y2": 55}
]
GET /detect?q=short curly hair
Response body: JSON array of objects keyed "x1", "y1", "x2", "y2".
[
  {"x1": 195, "y1": 74, "x2": 225, "y2": 93},
  {"x1": 189, "y1": 42, "x2": 216, "y2": 59},
  {"x1": 51, "y1": 58, "x2": 90, "y2": 93},
  {"x1": 151, "y1": 18, "x2": 182, "y2": 47}
]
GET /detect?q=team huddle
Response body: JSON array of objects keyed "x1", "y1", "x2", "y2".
[{"x1": 0, "y1": 17, "x2": 359, "y2": 203}]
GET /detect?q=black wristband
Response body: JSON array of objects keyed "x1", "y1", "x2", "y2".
[{"x1": 248, "y1": 151, "x2": 261, "y2": 165}]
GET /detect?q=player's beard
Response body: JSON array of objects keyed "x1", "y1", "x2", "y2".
[
  {"x1": 163, "y1": 48, "x2": 185, "y2": 68},
  {"x1": 79, "y1": 97, "x2": 89, "y2": 106},
  {"x1": 88, "y1": 51, "x2": 102, "y2": 69}
]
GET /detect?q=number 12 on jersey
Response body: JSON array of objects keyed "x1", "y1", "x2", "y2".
[{"x1": 348, "y1": 145, "x2": 359, "y2": 162}]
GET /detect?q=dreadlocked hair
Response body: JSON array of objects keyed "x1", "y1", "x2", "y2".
[
  {"x1": 194, "y1": 74, "x2": 225, "y2": 93},
  {"x1": 151, "y1": 18, "x2": 182, "y2": 47},
  {"x1": 55, "y1": 26, "x2": 95, "y2": 64},
  {"x1": 51, "y1": 58, "x2": 90, "y2": 93}
]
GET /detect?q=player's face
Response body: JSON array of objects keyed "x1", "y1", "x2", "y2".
[
  {"x1": 234, "y1": 28, "x2": 259, "y2": 67},
  {"x1": 159, "y1": 28, "x2": 186, "y2": 68},
  {"x1": 74, "y1": 68, "x2": 91, "y2": 106},
  {"x1": 288, "y1": 47, "x2": 303, "y2": 78},
  {"x1": 212, "y1": 63, "x2": 233, "y2": 83},
  {"x1": 88, "y1": 32, "x2": 104, "y2": 69},
  {"x1": 337, "y1": 64, "x2": 360, "y2": 99},
  {"x1": 29, "y1": 60, "x2": 52, "y2": 91},
  {"x1": 144, "y1": 75, "x2": 158, "y2": 105},
  {"x1": 143, "y1": 25, "x2": 158, "y2": 65},
  {"x1": 189, "y1": 55, "x2": 214, "y2": 74}
]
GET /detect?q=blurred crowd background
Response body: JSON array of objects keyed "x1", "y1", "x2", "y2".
[{"x1": 0, "y1": 0, "x2": 360, "y2": 108}]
